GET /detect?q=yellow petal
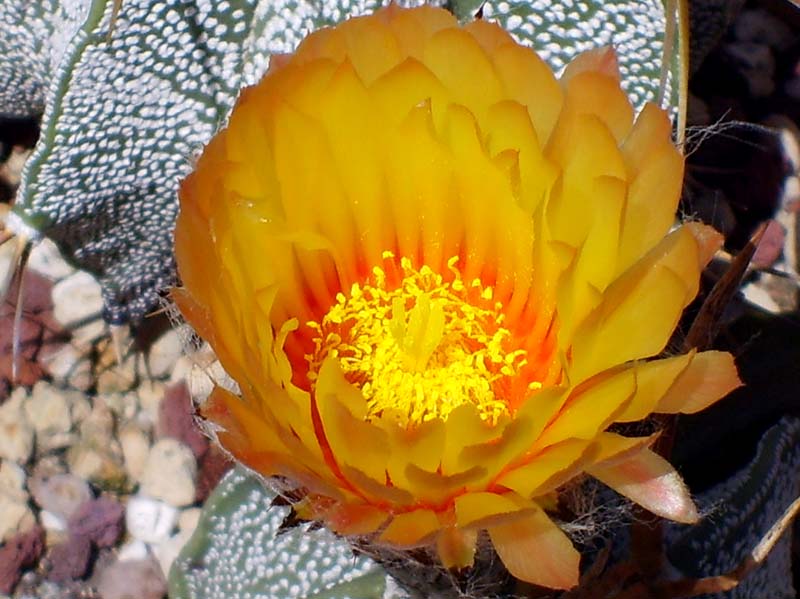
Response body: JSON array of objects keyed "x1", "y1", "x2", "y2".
[
  {"x1": 454, "y1": 491, "x2": 529, "y2": 530},
  {"x1": 442, "y1": 404, "x2": 506, "y2": 475},
  {"x1": 534, "y1": 368, "x2": 636, "y2": 448},
  {"x1": 613, "y1": 352, "x2": 695, "y2": 422},
  {"x1": 491, "y1": 42, "x2": 562, "y2": 144},
  {"x1": 457, "y1": 415, "x2": 535, "y2": 481},
  {"x1": 617, "y1": 143, "x2": 684, "y2": 272},
  {"x1": 488, "y1": 508, "x2": 580, "y2": 589},
  {"x1": 315, "y1": 359, "x2": 389, "y2": 484},
  {"x1": 656, "y1": 351, "x2": 742, "y2": 414},
  {"x1": 562, "y1": 70, "x2": 634, "y2": 143},
  {"x1": 495, "y1": 439, "x2": 592, "y2": 498},
  {"x1": 570, "y1": 226, "x2": 701, "y2": 380},
  {"x1": 423, "y1": 27, "x2": 503, "y2": 128},
  {"x1": 588, "y1": 448, "x2": 699, "y2": 523},
  {"x1": 403, "y1": 464, "x2": 486, "y2": 506}
]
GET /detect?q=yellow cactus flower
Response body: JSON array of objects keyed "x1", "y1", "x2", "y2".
[{"x1": 173, "y1": 5, "x2": 741, "y2": 590}]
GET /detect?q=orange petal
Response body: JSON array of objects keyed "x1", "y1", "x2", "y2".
[
  {"x1": 685, "y1": 221, "x2": 724, "y2": 268},
  {"x1": 488, "y1": 508, "x2": 580, "y2": 589},
  {"x1": 588, "y1": 448, "x2": 699, "y2": 523},
  {"x1": 380, "y1": 509, "x2": 441, "y2": 547},
  {"x1": 590, "y1": 432, "x2": 657, "y2": 467},
  {"x1": 437, "y1": 526, "x2": 479, "y2": 570},
  {"x1": 323, "y1": 502, "x2": 389, "y2": 536},
  {"x1": 561, "y1": 46, "x2": 620, "y2": 82},
  {"x1": 656, "y1": 351, "x2": 742, "y2": 414}
]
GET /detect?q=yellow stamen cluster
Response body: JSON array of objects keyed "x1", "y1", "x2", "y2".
[{"x1": 306, "y1": 253, "x2": 533, "y2": 426}]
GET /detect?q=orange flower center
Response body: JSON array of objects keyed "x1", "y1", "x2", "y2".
[{"x1": 305, "y1": 252, "x2": 541, "y2": 426}]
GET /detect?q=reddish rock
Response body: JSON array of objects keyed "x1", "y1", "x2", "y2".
[
  {"x1": 0, "y1": 526, "x2": 44, "y2": 594},
  {"x1": 752, "y1": 219, "x2": 786, "y2": 269},
  {"x1": 47, "y1": 534, "x2": 92, "y2": 582},
  {"x1": 157, "y1": 382, "x2": 208, "y2": 459},
  {"x1": 68, "y1": 497, "x2": 124, "y2": 548},
  {"x1": 195, "y1": 444, "x2": 233, "y2": 503},
  {"x1": 0, "y1": 267, "x2": 68, "y2": 400}
]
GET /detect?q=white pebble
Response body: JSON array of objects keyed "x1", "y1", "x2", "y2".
[
  {"x1": 117, "y1": 538, "x2": 150, "y2": 562},
  {"x1": 126, "y1": 495, "x2": 179, "y2": 545},
  {"x1": 40, "y1": 509, "x2": 68, "y2": 533}
]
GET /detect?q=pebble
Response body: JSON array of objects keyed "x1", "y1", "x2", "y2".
[
  {"x1": 140, "y1": 439, "x2": 197, "y2": 507},
  {"x1": 95, "y1": 353, "x2": 138, "y2": 395},
  {"x1": 69, "y1": 497, "x2": 124, "y2": 548},
  {"x1": 136, "y1": 381, "x2": 165, "y2": 428},
  {"x1": 178, "y1": 507, "x2": 201, "y2": 535},
  {"x1": 157, "y1": 383, "x2": 208, "y2": 459},
  {"x1": 65, "y1": 442, "x2": 124, "y2": 487},
  {"x1": 79, "y1": 397, "x2": 115, "y2": 446},
  {"x1": 734, "y1": 8, "x2": 794, "y2": 51},
  {"x1": 95, "y1": 556, "x2": 167, "y2": 599},
  {"x1": 0, "y1": 461, "x2": 28, "y2": 503},
  {"x1": 154, "y1": 528, "x2": 193, "y2": 578},
  {"x1": 51, "y1": 271, "x2": 106, "y2": 347},
  {"x1": 24, "y1": 382, "x2": 73, "y2": 452},
  {"x1": 39, "y1": 511, "x2": 68, "y2": 535},
  {"x1": 117, "y1": 539, "x2": 149, "y2": 562},
  {"x1": 29, "y1": 473, "x2": 92, "y2": 521},
  {"x1": 40, "y1": 343, "x2": 94, "y2": 392},
  {"x1": 723, "y1": 42, "x2": 775, "y2": 97},
  {"x1": 119, "y1": 424, "x2": 151, "y2": 483},
  {"x1": 46, "y1": 534, "x2": 92, "y2": 582},
  {"x1": 147, "y1": 328, "x2": 184, "y2": 380},
  {"x1": 26, "y1": 239, "x2": 75, "y2": 282},
  {"x1": 125, "y1": 495, "x2": 178, "y2": 545},
  {"x1": 0, "y1": 495, "x2": 35, "y2": 543},
  {"x1": 0, "y1": 388, "x2": 34, "y2": 464}
]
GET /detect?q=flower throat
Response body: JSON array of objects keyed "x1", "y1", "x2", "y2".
[{"x1": 305, "y1": 252, "x2": 540, "y2": 427}]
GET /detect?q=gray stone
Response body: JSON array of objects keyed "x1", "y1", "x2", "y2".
[
  {"x1": 29, "y1": 473, "x2": 92, "y2": 520},
  {"x1": 95, "y1": 556, "x2": 167, "y2": 599}
]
